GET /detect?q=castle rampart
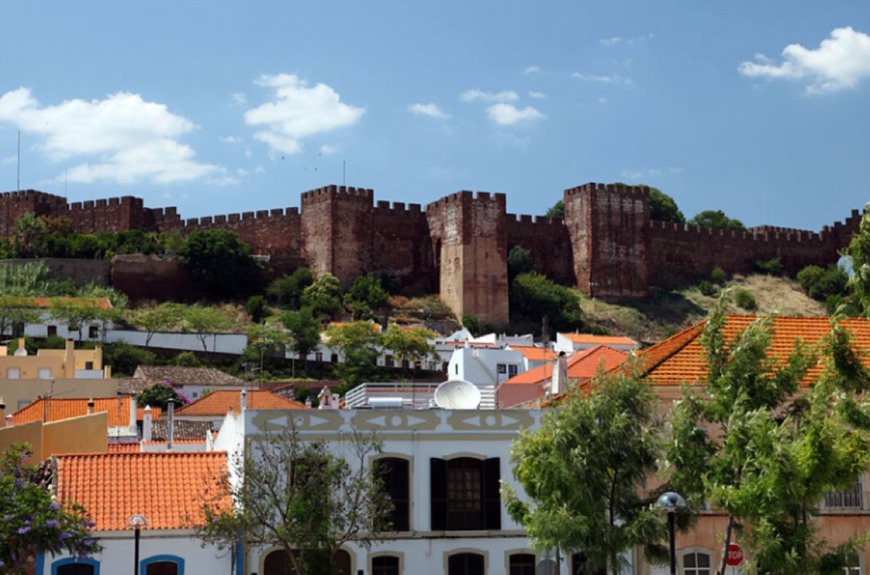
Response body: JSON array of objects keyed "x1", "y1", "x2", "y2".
[{"x1": 0, "y1": 183, "x2": 862, "y2": 323}]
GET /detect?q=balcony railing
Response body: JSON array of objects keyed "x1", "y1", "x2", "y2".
[{"x1": 824, "y1": 481, "x2": 864, "y2": 510}]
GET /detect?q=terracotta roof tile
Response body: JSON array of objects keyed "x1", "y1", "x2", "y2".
[
  {"x1": 508, "y1": 345, "x2": 557, "y2": 362},
  {"x1": 107, "y1": 443, "x2": 140, "y2": 453},
  {"x1": 11, "y1": 296, "x2": 113, "y2": 310},
  {"x1": 503, "y1": 346, "x2": 629, "y2": 385},
  {"x1": 560, "y1": 333, "x2": 638, "y2": 347},
  {"x1": 13, "y1": 397, "x2": 133, "y2": 427},
  {"x1": 175, "y1": 389, "x2": 305, "y2": 416},
  {"x1": 639, "y1": 315, "x2": 870, "y2": 387},
  {"x1": 134, "y1": 366, "x2": 247, "y2": 387},
  {"x1": 150, "y1": 419, "x2": 214, "y2": 441},
  {"x1": 55, "y1": 452, "x2": 230, "y2": 531}
]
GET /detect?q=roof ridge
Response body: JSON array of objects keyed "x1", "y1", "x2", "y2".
[{"x1": 636, "y1": 320, "x2": 707, "y2": 377}]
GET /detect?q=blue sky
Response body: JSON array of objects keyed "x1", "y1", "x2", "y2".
[{"x1": 2, "y1": 1, "x2": 870, "y2": 231}]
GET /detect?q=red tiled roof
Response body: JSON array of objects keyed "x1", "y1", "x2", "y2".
[
  {"x1": 560, "y1": 333, "x2": 638, "y2": 346},
  {"x1": 503, "y1": 345, "x2": 630, "y2": 386},
  {"x1": 13, "y1": 397, "x2": 132, "y2": 427},
  {"x1": 16, "y1": 296, "x2": 113, "y2": 310},
  {"x1": 508, "y1": 345, "x2": 556, "y2": 362},
  {"x1": 107, "y1": 443, "x2": 140, "y2": 453},
  {"x1": 134, "y1": 366, "x2": 247, "y2": 387},
  {"x1": 175, "y1": 389, "x2": 305, "y2": 416},
  {"x1": 638, "y1": 315, "x2": 870, "y2": 387},
  {"x1": 55, "y1": 452, "x2": 230, "y2": 530}
]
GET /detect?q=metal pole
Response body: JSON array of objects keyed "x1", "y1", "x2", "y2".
[
  {"x1": 134, "y1": 526, "x2": 140, "y2": 575},
  {"x1": 668, "y1": 510, "x2": 677, "y2": 575}
]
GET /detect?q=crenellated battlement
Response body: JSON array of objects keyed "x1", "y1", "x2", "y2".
[
  {"x1": 507, "y1": 213, "x2": 564, "y2": 226},
  {"x1": 565, "y1": 182, "x2": 650, "y2": 201},
  {"x1": 300, "y1": 184, "x2": 374, "y2": 203},
  {"x1": 427, "y1": 190, "x2": 507, "y2": 210},
  {"x1": 373, "y1": 200, "x2": 424, "y2": 215}
]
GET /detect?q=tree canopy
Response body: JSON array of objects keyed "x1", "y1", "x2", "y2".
[
  {"x1": 505, "y1": 360, "x2": 664, "y2": 575},
  {"x1": 179, "y1": 229, "x2": 261, "y2": 299},
  {"x1": 198, "y1": 427, "x2": 391, "y2": 575},
  {"x1": 648, "y1": 187, "x2": 685, "y2": 224},
  {"x1": 688, "y1": 209, "x2": 747, "y2": 232},
  {"x1": 510, "y1": 272, "x2": 583, "y2": 337},
  {"x1": 0, "y1": 444, "x2": 100, "y2": 573}
]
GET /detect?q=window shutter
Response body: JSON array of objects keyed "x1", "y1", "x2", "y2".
[
  {"x1": 430, "y1": 458, "x2": 447, "y2": 530},
  {"x1": 483, "y1": 457, "x2": 501, "y2": 530}
]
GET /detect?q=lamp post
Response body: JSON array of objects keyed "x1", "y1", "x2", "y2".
[
  {"x1": 128, "y1": 514, "x2": 147, "y2": 575},
  {"x1": 657, "y1": 492, "x2": 686, "y2": 575}
]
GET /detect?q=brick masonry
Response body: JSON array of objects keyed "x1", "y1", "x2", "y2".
[{"x1": 0, "y1": 184, "x2": 861, "y2": 325}]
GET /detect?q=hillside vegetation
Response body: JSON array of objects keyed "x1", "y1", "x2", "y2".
[{"x1": 580, "y1": 274, "x2": 827, "y2": 345}]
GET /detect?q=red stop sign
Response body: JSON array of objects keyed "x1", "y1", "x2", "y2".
[{"x1": 726, "y1": 543, "x2": 744, "y2": 566}]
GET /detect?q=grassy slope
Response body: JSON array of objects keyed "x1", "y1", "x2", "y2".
[{"x1": 579, "y1": 274, "x2": 826, "y2": 345}]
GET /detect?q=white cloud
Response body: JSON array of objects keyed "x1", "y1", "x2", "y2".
[
  {"x1": 738, "y1": 27, "x2": 870, "y2": 93},
  {"x1": 486, "y1": 103, "x2": 545, "y2": 125},
  {"x1": 600, "y1": 36, "x2": 622, "y2": 46},
  {"x1": 245, "y1": 74, "x2": 365, "y2": 155},
  {"x1": 572, "y1": 73, "x2": 633, "y2": 85},
  {"x1": 409, "y1": 102, "x2": 449, "y2": 118},
  {"x1": 0, "y1": 88, "x2": 218, "y2": 184},
  {"x1": 528, "y1": 91, "x2": 546, "y2": 99},
  {"x1": 231, "y1": 93, "x2": 248, "y2": 106},
  {"x1": 460, "y1": 89, "x2": 519, "y2": 103},
  {"x1": 523, "y1": 65, "x2": 542, "y2": 75},
  {"x1": 319, "y1": 144, "x2": 336, "y2": 155}
]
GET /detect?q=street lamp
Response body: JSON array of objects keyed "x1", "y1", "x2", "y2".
[
  {"x1": 128, "y1": 514, "x2": 147, "y2": 575},
  {"x1": 657, "y1": 492, "x2": 686, "y2": 575}
]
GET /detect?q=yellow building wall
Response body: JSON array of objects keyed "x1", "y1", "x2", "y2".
[
  {"x1": 0, "y1": 420, "x2": 43, "y2": 458},
  {"x1": 43, "y1": 412, "x2": 108, "y2": 456}
]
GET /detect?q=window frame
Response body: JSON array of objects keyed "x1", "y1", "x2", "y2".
[
  {"x1": 140, "y1": 555, "x2": 185, "y2": 575},
  {"x1": 52, "y1": 558, "x2": 100, "y2": 575},
  {"x1": 370, "y1": 553, "x2": 403, "y2": 575},
  {"x1": 430, "y1": 456, "x2": 501, "y2": 531},
  {"x1": 373, "y1": 456, "x2": 411, "y2": 532},
  {"x1": 681, "y1": 548, "x2": 713, "y2": 575}
]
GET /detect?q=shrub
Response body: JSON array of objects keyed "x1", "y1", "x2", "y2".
[
  {"x1": 173, "y1": 351, "x2": 202, "y2": 367},
  {"x1": 754, "y1": 257, "x2": 783, "y2": 276},
  {"x1": 246, "y1": 295, "x2": 268, "y2": 324},
  {"x1": 710, "y1": 266, "x2": 728, "y2": 285},
  {"x1": 698, "y1": 280, "x2": 718, "y2": 297},
  {"x1": 734, "y1": 289, "x2": 757, "y2": 311}
]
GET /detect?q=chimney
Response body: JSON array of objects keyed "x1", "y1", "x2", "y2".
[
  {"x1": 0, "y1": 397, "x2": 5, "y2": 422},
  {"x1": 64, "y1": 339, "x2": 75, "y2": 378},
  {"x1": 240, "y1": 389, "x2": 248, "y2": 411},
  {"x1": 142, "y1": 405, "x2": 153, "y2": 442},
  {"x1": 318, "y1": 386, "x2": 331, "y2": 410},
  {"x1": 87, "y1": 397, "x2": 95, "y2": 415},
  {"x1": 551, "y1": 352, "x2": 568, "y2": 396},
  {"x1": 167, "y1": 400, "x2": 176, "y2": 451},
  {"x1": 5, "y1": 414, "x2": 12, "y2": 428}
]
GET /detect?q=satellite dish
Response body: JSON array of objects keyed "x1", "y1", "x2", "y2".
[{"x1": 434, "y1": 379, "x2": 481, "y2": 409}]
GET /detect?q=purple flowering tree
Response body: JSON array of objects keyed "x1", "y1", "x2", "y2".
[{"x1": 0, "y1": 444, "x2": 100, "y2": 574}]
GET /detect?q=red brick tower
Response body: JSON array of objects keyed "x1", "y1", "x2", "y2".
[{"x1": 564, "y1": 183, "x2": 651, "y2": 298}]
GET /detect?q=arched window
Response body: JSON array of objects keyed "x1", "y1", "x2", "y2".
[
  {"x1": 372, "y1": 555, "x2": 400, "y2": 575},
  {"x1": 374, "y1": 457, "x2": 410, "y2": 531},
  {"x1": 682, "y1": 551, "x2": 712, "y2": 575},
  {"x1": 448, "y1": 552, "x2": 485, "y2": 575},
  {"x1": 509, "y1": 553, "x2": 535, "y2": 575},
  {"x1": 431, "y1": 457, "x2": 501, "y2": 530},
  {"x1": 263, "y1": 548, "x2": 351, "y2": 575},
  {"x1": 141, "y1": 555, "x2": 184, "y2": 575},
  {"x1": 52, "y1": 558, "x2": 99, "y2": 575}
]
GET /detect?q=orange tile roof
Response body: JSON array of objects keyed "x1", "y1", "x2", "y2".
[
  {"x1": 55, "y1": 452, "x2": 230, "y2": 531},
  {"x1": 509, "y1": 345, "x2": 557, "y2": 362},
  {"x1": 20, "y1": 296, "x2": 113, "y2": 310},
  {"x1": 137, "y1": 406, "x2": 162, "y2": 420},
  {"x1": 175, "y1": 389, "x2": 305, "y2": 416},
  {"x1": 503, "y1": 346, "x2": 629, "y2": 385},
  {"x1": 560, "y1": 333, "x2": 638, "y2": 346},
  {"x1": 107, "y1": 443, "x2": 141, "y2": 453},
  {"x1": 13, "y1": 397, "x2": 132, "y2": 427},
  {"x1": 638, "y1": 315, "x2": 870, "y2": 387},
  {"x1": 568, "y1": 345, "x2": 630, "y2": 379}
]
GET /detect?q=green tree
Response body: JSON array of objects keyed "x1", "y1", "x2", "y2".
[
  {"x1": 245, "y1": 321, "x2": 290, "y2": 374},
  {"x1": 11, "y1": 213, "x2": 48, "y2": 258},
  {"x1": 507, "y1": 245, "x2": 534, "y2": 281},
  {"x1": 198, "y1": 426, "x2": 391, "y2": 575},
  {"x1": 246, "y1": 295, "x2": 268, "y2": 324},
  {"x1": 667, "y1": 304, "x2": 870, "y2": 575},
  {"x1": 345, "y1": 274, "x2": 389, "y2": 320},
  {"x1": 0, "y1": 443, "x2": 101, "y2": 573},
  {"x1": 182, "y1": 305, "x2": 234, "y2": 352},
  {"x1": 504, "y1": 360, "x2": 664, "y2": 575},
  {"x1": 848, "y1": 204, "x2": 870, "y2": 314},
  {"x1": 49, "y1": 299, "x2": 102, "y2": 342},
  {"x1": 545, "y1": 200, "x2": 564, "y2": 219},
  {"x1": 136, "y1": 382, "x2": 186, "y2": 409},
  {"x1": 0, "y1": 297, "x2": 40, "y2": 339},
  {"x1": 180, "y1": 229, "x2": 261, "y2": 299},
  {"x1": 132, "y1": 302, "x2": 185, "y2": 347},
  {"x1": 281, "y1": 307, "x2": 322, "y2": 369},
  {"x1": 326, "y1": 321, "x2": 382, "y2": 390},
  {"x1": 267, "y1": 268, "x2": 315, "y2": 309},
  {"x1": 381, "y1": 324, "x2": 435, "y2": 369},
  {"x1": 688, "y1": 209, "x2": 747, "y2": 232},
  {"x1": 510, "y1": 272, "x2": 583, "y2": 337},
  {"x1": 301, "y1": 273, "x2": 344, "y2": 320},
  {"x1": 102, "y1": 341, "x2": 156, "y2": 376},
  {"x1": 648, "y1": 187, "x2": 685, "y2": 224}
]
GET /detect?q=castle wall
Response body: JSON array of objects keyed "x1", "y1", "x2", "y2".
[
  {"x1": 0, "y1": 190, "x2": 68, "y2": 235},
  {"x1": 372, "y1": 201, "x2": 434, "y2": 295},
  {"x1": 564, "y1": 183, "x2": 650, "y2": 298},
  {"x1": 505, "y1": 214, "x2": 573, "y2": 284}
]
